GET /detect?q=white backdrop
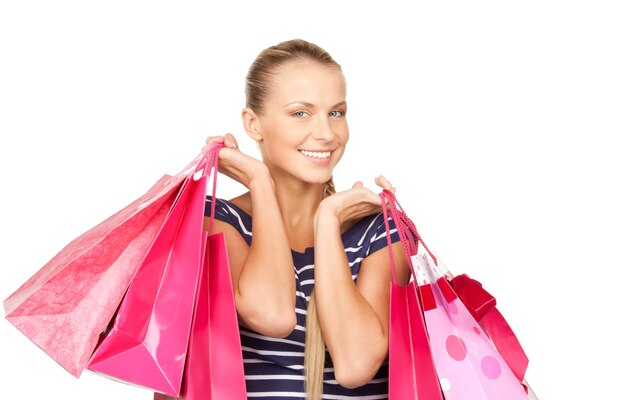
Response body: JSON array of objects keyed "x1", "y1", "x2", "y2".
[{"x1": 1, "y1": 1, "x2": 624, "y2": 399}]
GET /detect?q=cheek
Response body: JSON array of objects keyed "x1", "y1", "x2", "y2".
[
  {"x1": 273, "y1": 119, "x2": 308, "y2": 144},
  {"x1": 262, "y1": 130, "x2": 299, "y2": 163},
  {"x1": 338, "y1": 124, "x2": 349, "y2": 145}
]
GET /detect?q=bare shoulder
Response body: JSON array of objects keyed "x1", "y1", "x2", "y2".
[{"x1": 228, "y1": 191, "x2": 252, "y2": 216}]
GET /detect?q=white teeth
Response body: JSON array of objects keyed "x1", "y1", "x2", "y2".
[{"x1": 299, "y1": 150, "x2": 331, "y2": 159}]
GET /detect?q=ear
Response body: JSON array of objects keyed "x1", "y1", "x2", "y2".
[{"x1": 241, "y1": 107, "x2": 263, "y2": 141}]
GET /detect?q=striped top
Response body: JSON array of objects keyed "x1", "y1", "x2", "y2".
[{"x1": 205, "y1": 196, "x2": 400, "y2": 400}]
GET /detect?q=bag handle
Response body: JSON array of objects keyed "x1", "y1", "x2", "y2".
[
  {"x1": 379, "y1": 189, "x2": 438, "y2": 285},
  {"x1": 195, "y1": 143, "x2": 225, "y2": 235}
]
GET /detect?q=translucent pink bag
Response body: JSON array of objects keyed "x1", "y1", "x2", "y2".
[{"x1": 414, "y1": 254, "x2": 528, "y2": 399}]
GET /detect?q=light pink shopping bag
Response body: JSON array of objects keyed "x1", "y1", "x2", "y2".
[
  {"x1": 2, "y1": 164, "x2": 202, "y2": 377},
  {"x1": 414, "y1": 254, "x2": 529, "y2": 399},
  {"x1": 449, "y1": 273, "x2": 529, "y2": 386}
]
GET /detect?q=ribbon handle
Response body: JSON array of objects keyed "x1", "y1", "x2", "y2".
[
  {"x1": 379, "y1": 189, "x2": 438, "y2": 285},
  {"x1": 194, "y1": 143, "x2": 225, "y2": 235}
]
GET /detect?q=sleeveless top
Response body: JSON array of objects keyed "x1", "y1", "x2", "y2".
[{"x1": 205, "y1": 196, "x2": 400, "y2": 400}]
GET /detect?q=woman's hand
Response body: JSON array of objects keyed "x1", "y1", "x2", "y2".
[
  {"x1": 316, "y1": 175, "x2": 395, "y2": 229},
  {"x1": 205, "y1": 133, "x2": 271, "y2": 189}
]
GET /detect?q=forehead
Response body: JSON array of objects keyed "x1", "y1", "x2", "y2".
[{"x1": 268, "y1": 60, "x2": 346, "y2": 104}]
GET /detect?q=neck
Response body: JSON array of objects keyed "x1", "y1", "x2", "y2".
[
  {"x1": 260, "y1": 150, "x2": 330, "y2": 230},
  {"x1": 273, "y1": 177, "x2": 325, "y2": 228}
]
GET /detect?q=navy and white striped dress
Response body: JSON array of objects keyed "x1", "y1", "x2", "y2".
[{"x1": 205, "y1": 196, "x2": 400, "y2": 399}]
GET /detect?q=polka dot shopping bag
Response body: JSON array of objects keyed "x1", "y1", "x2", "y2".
[
  {"x1": 380, "y1": 189, "x2": 531, "y2": 400},
  {"x1": 413, "y1": 254, "x2": 529, "y2": 399}
]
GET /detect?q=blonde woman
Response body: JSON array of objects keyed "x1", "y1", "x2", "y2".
[{"x1": 204, "y1": 39, "x2": 408, "y2": 399}]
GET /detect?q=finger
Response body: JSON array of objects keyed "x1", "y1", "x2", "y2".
[
  {"x1": 375, "y1": 175, "x2": 395, "y2": 192},
  {"x1": 205, "y1": 135, "x2": 226, "y2": 145},
  {"x1": 224, "y1": 133, "x2": 239, "y2": 150},
  {"x1": 378, "y1": 175, "x2": 392, "y2": 187},
  {"x1": 352, "y1": 181, "x2": 364, "y2": 189}
]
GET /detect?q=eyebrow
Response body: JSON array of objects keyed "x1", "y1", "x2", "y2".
[{"x1": 284, "y1": 101, "x2": 347, "y2": 108}]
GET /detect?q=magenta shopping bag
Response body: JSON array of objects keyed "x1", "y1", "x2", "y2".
[
  {"x1": 380, "y1": 191, "x2": 444, "y2": 400},
  {"x1": 154, "y1": 234, "x2": 247, "y2": 400},
  {"x1": 153, "y1": 145, "x2": 246, "y2": 400},
  {"x1": 2, "y1": 157, "x2": 204, "y2": 377},
  {"x1": 87, "y1": 149, "x2": 214, "y2": 395}
]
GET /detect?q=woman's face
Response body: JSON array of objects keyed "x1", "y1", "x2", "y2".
[{"x1": 255, "y1": 60, "x2": 349, "y2": 185}]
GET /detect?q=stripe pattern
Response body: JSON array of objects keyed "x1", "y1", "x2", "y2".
[{"x1": 205, "y1": 196, "x2": 400, "y2": 399}]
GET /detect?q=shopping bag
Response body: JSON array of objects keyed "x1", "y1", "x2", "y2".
[
  {"x1": 380, "y1": 189, "x2": 529, "y2": 400},
  {"x1": 448, "y1": 273, "x2": 529, "y2": 385},
  {"x1": 87, "y1": 147, "x2": 217, "y2": 395},
  {"x1": 380, "y1": 192, "x2": 444, "y2": 400},
  {"x1": 153, "y1": 145, "x2": 246, "y2": 400},
  {"x1": 414, "y1": 254, "x2": 528, "y2": 399},
  {"x1": 2, "y1": 150, "x2": 207, "y2": 378},
  {"x1": 153, "y1": 231, "x2": 212, "y2": 400},
  {"x1": 154, "y1": 233, "x2": 247, "y2": 400},
  {"x1": 430, "y1": 263, "x2": 539, "y2": 398},
  {"x1": 437, "y1": 261, "x2": 536, "y2": 396}
]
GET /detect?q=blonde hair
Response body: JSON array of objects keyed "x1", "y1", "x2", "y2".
[
  {"x1": 245, "y1": 39, "x2": 341, "y2": 399},
  {"x1": 305, "y1": 177, "x2": 336, "y2": 399}
]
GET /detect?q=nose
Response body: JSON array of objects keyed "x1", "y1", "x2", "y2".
[{"x1": 312, "y1": 116, "x2": 335, "y2": 142}]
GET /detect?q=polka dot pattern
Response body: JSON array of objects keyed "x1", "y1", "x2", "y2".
[
  {"x1": 481, "y1": 356, "x2": 502, "y2": 379},
  {"x1": 445, "y1": 335, "x2": 467, "y2": 361},
  {"x1": 440, "y1": 378, "x2": 451, "y2": 392},
  {"x1": 418, "y1": 256, "x2": 528, "y2": 399}
]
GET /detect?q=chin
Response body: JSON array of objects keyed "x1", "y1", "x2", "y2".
[{"x1": 300, "y1": 171, "x2": 334, "y2": 185}]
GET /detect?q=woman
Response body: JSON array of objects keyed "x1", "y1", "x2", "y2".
[{"x1": 204, "y1": 39, "x2": 409, "y2": 399}]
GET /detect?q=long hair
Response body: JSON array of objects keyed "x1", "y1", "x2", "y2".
[
  {"x1": 304, "y1": 177, "x2": 336, "y2": 399},
  {"x1": 245, "y1": 39, "x2": 341, "y2": 399}
]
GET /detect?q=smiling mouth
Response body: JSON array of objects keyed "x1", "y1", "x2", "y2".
[{"x1": 298, "y1": 149, "x2": 332, "y2": 159}]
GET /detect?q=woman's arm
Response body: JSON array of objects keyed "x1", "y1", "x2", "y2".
[
  {"x1": 205, "y1": 135, "x2": 296, "y2": 338},
  {"x1": 233, "y1": 170, "x2": 297, "y2": 337},
  {"x1": 313, "y1": 179, "x2": 410, "y2": 388}
]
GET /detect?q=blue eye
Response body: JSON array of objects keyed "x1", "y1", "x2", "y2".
[{"x1": 292, "y1": 111, "x2": 308, "y2": 118}]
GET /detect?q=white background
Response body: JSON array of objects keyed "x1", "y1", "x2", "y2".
[{"x1": 1, "y1": 1, "x2": 624, "y2": 399}]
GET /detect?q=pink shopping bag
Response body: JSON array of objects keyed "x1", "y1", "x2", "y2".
[
  {"x1": 154, "y1": 145, "x2": 246, "y2": 400},
  {"x1": 2, "y1": 151, "x2": 205, "y2": 378},
  {"x1": 87, "y1": 147, "x2": 218, "y2": 395},
  {"x1": 414, "y1": 254, "x2": 528, "y2": 399},
  {"x1": 449, "y1": 273, "x2": 529, "y2": 386},
  {"x1": 154, "y1": 234, "x2": 247, "y2": 400},
  {"x1": 381, "y1": 189, "x2": 529, "y2": 400},
  {"x1": 380, "y1": 192, "x2": 444, "y2": 400}
]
